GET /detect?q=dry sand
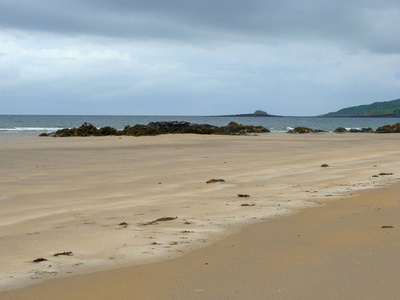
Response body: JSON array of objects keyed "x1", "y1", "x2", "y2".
[{"x1": 0, "y1": 133, "x2": 399, "y2": 298}]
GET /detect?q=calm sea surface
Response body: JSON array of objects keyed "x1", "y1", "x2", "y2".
[{"x1": 1, "y1": 115, "x2": 399, "y2": 137}]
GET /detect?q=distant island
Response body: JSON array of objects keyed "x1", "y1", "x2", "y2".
[
  {"x1": 219, "y1": 110, "x2": 280, "y2": 117},
  {"x1": 218, "y1": 98, "x2": 400, "y2": 118},
  {"x1": 323, "y1": 98, "x2": 400, "y2": 117}
]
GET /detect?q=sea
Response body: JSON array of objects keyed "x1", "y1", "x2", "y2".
[{"x1": 0, "y1": 115, "x2": 399, "y2": 137}]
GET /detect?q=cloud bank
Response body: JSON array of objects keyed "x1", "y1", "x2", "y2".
[{"x1": 1, "y1": 0, "x2": 399, "y2": 115}]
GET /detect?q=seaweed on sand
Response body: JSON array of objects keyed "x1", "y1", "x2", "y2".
[
  {"x1": 206, "y1": 179, "x2": 225, "y2": 184},
  {"x1": 141, "y1": 217, "x2": 177, "y2": 226},
  {"x1": 54, "y1": 252, "x2": 73, "y2": 257},
  {"x1": 32, "y1": 258, "x2": 48, "y2": 263}
]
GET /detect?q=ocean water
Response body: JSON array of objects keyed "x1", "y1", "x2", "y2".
[{"x1": 0, "y1": 115, "x2": 399, "y2": 137}]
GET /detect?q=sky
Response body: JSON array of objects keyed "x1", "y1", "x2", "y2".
[{"x1": 1, "y1": 0, "x2": 400, "y2": 116}]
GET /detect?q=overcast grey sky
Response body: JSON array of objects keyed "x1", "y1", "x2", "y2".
[{"x1": 1, "y1": 0, "x2": 399, "y2": 115}]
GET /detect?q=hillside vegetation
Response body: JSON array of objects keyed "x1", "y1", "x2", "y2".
[
  {"x1": 253, "y1": 110, "x2": 269, "y2": 115},
  {"x1": 325, "y1": 98, "x2": 400, "y2": 117}
]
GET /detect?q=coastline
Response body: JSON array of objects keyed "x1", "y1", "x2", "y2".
[{"x1": 0, "y1": 133, "x2": 399, "y2": 296}]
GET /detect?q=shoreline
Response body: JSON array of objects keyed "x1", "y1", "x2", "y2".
[{"x1": 0, "y1": 133, "x2": 399, "y2": 295}]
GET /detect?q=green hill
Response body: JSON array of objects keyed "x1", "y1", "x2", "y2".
[
  {"x1": 253, "y1": 110, "x2": 269, "y2": 115},
  {"x1": 325, "y1": 98, "x2": 400, "y2": 117}
]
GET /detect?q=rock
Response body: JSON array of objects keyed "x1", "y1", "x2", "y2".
[
  {"x1": 77, "y1": 122, "x2": 98, "y2": 136},
  {"x1": 361, "y1": 127, "x2": 374, "y2": 133},
  {"x1": 97, "y1": 126, "x2": 117, "y2": 135},
  {"x1": 148, "y1": 121, "x2": 192, "y2": 128},
  {"x1": 381, "y1": 225, "x2": 394, "y2": 229},
  {"x1": 334, "y1": 127, "x2": 347, "y2": 133},
  {"x1": 375, "y1": 123, "x2": 400, "y2": 133},
  {"x1": 287, "y1": 126, "x2": 375, "y2": 134},
  {"x1": 45, "y1": 121, "x2": 271, "y2": 137},
  {"x1": 241, "y1": 203, "x2": 255, "y2": 206},
  {"x1": 51, "y1": 123, "x2": 99, "y2": 137},
  {"x1": 348, "y1": 127, "x2": 374, "y2": 133},
  {"x1": 378, "y1": 173, "x2": 393, "y2": 176},
  {"x1": 375, "y1": 125, "x2": 393, "y2": 133},
  {"x1": 287, "y1": 127, "x2": 326, "y2": 134}
]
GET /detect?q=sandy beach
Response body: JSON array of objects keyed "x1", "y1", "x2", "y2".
[{"x1": 1, "y1": 133, "x2": 399, "y2": 299}]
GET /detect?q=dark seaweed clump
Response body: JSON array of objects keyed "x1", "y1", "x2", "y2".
[{"x1": 40, "y1": 121, "x2": 270, "y2": 137}]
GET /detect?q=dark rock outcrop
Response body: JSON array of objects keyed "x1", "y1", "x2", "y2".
[
  {"x1": 287, "y1": 127, "x2": 326, "y2": 134},
  {"x1": 334, "y1": 127, "x2": 374, "y2": 133},
  {"x1": 221, "y1": 122, "x2": 270, "y2": 135},
  {"x1": 122, "y1": 121, "x2": 217, "y2": 136},
  {"x1": 97, "y1": 126, "x2": 118, "y2": 136},
  {"x1": 349, "y1": 128, "x2": 374, "y2": 133},
  {"x1": 50, "y1": 122, "x2": 100, "y2": 137},
  {"x1": 363, "y1": 127, "x2": 375, "y2": 133},
  {"x1": 42, "y1": 121, "x2": 270, "y2": 137},
  {"x1": 375, "y1": 123, "x2": 400, "y2": 133},
  {"x1": 334, "y1": 127, "x2": 347, "y2": 133}
]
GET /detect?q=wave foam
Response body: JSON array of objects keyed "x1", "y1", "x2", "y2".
[{"x1": 0, "y1": 127, "x2": 62, "y2": 132}]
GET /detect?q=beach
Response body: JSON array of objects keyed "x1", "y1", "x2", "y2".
[{"x1": 1, "y1": 133, "x2": 399, "y2": 299}]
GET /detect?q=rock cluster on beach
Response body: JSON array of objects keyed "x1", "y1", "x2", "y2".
[
  {"x1": 39, "y1": 122, "x2": 400, "y2": 137},
  {"x1": 374, "y1": 123, "x2": 400, "y2": 133},
  {"x1": 333, "y1": 127, "x2": 374, "y2": 133},
  {"x1": 287, "y1": 127, "x2": 326, "y2": 134},
  {"x1": 40, "y1": 121, "x2": 270, "y2": 137},
  {"x1": 288, "y1": 123, "x2": 400, "y2": 134}
]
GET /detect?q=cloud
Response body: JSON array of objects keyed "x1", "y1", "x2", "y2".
[
  {"x1": 0, "y1": 0, "x2": 399, "y2": 115},
  {"x1": 2, "y1": 0, "x2": 400, "y2": 51}
]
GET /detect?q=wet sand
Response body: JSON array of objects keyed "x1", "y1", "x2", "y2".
[
  {"x1": 2, "y1": 183, "x2": 399, "y2": 299},
  {"x1": 0, "y1": 133, "x2": 399, "y2": 298}
]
